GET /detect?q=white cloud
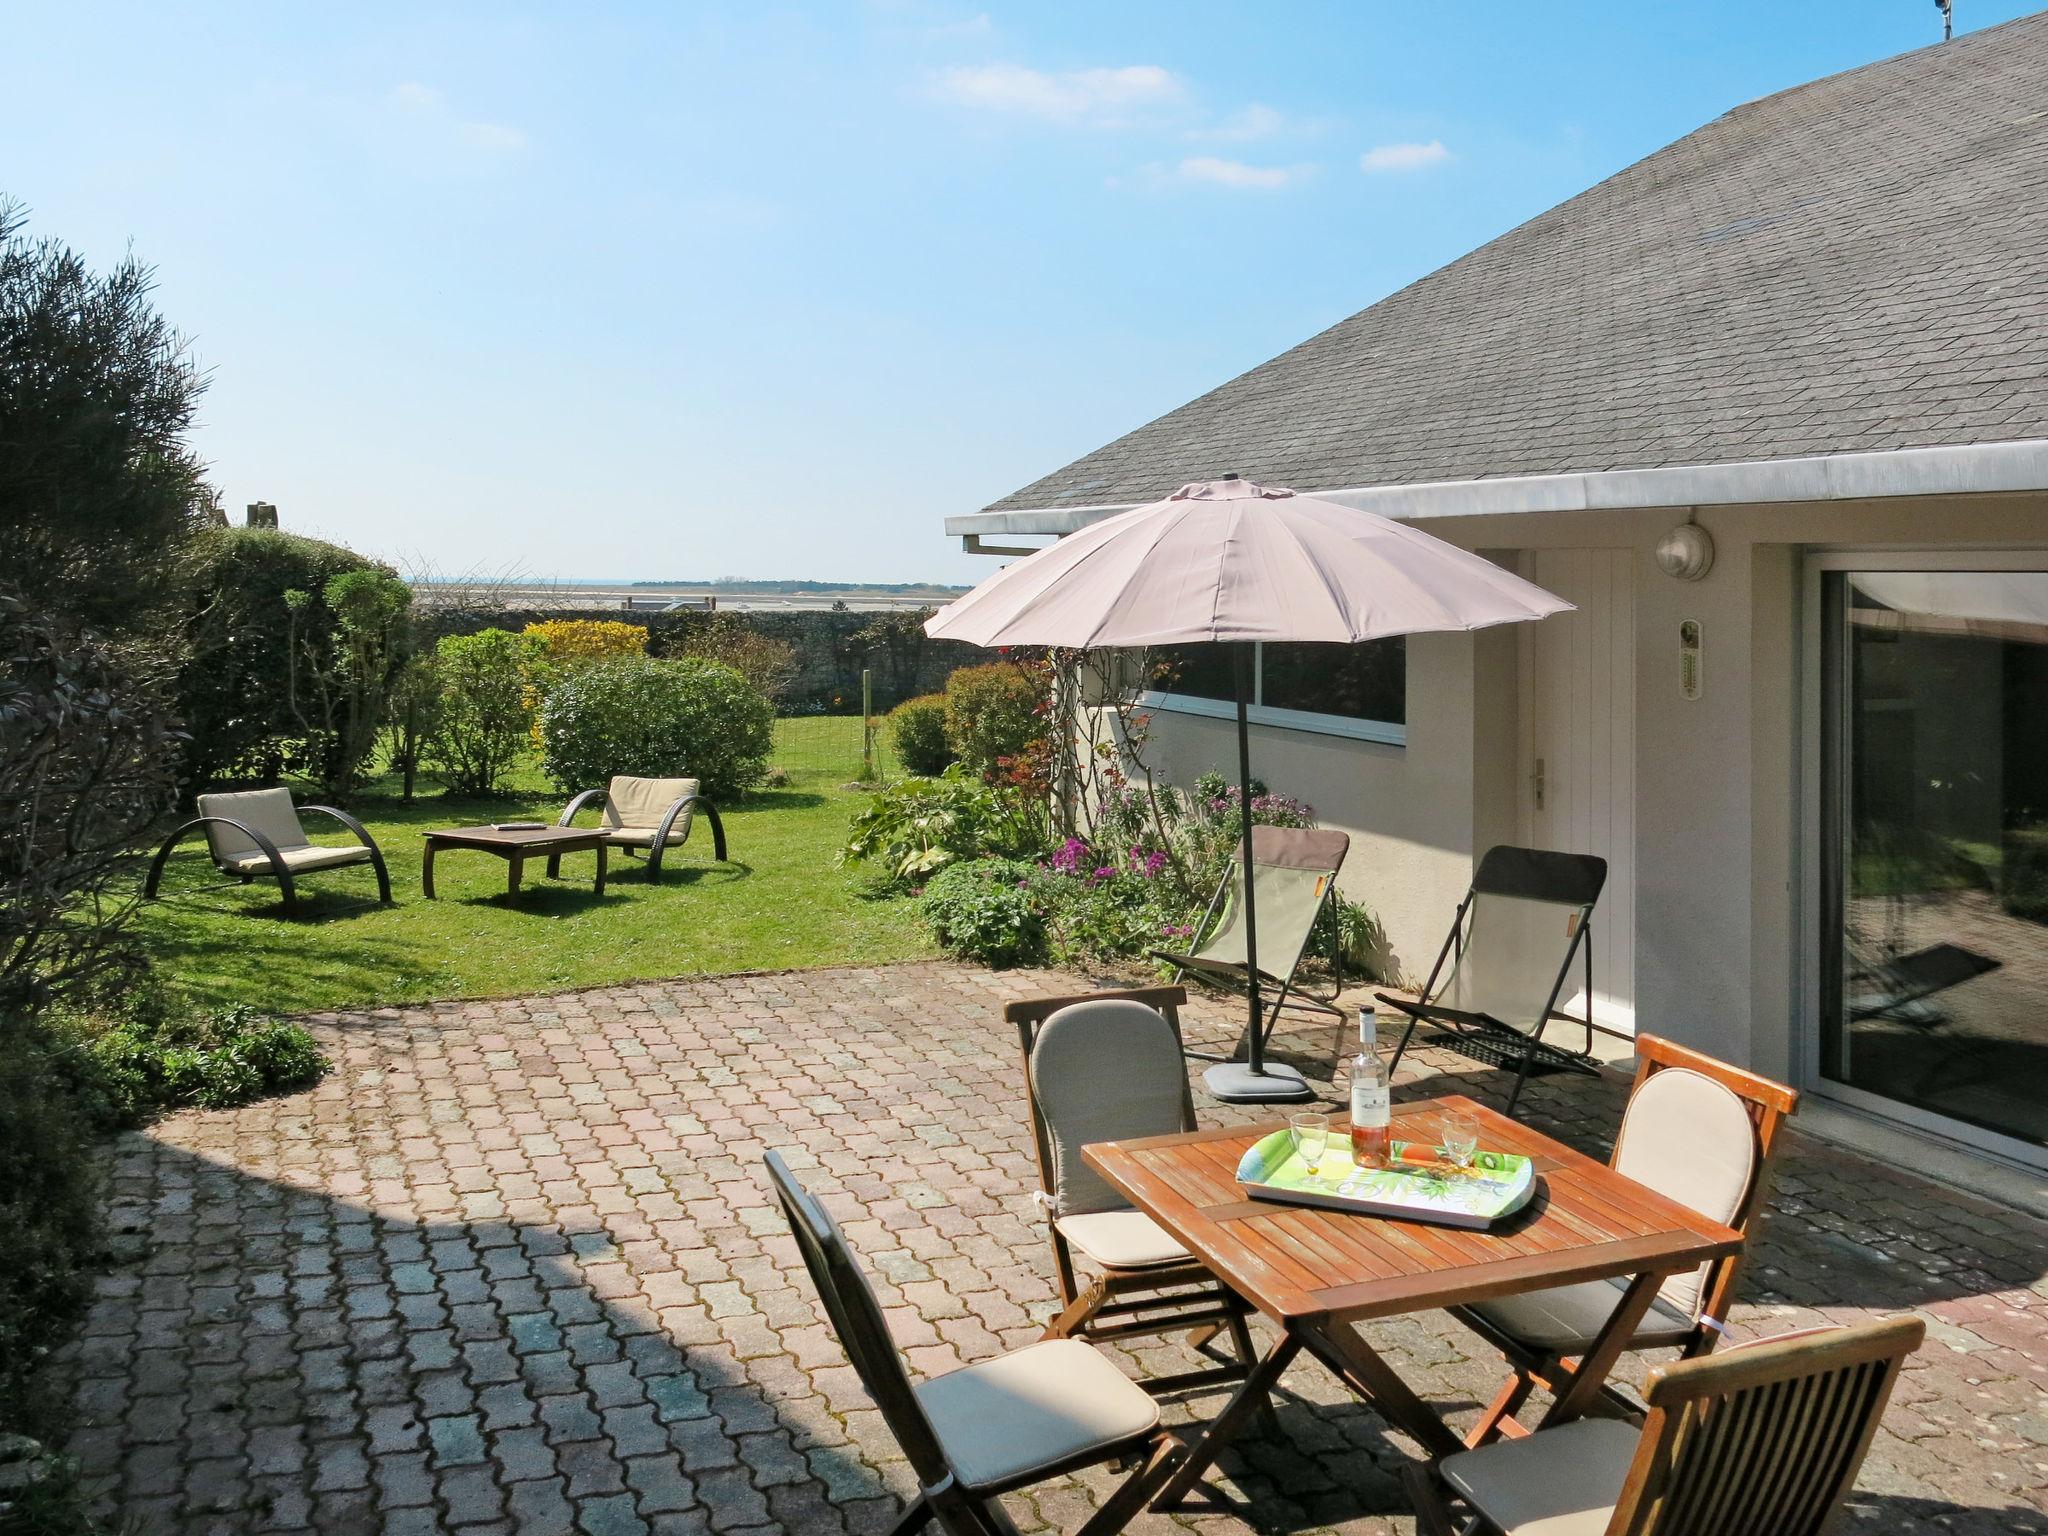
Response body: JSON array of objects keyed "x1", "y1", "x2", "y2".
[
  {"x1": 1177, "y1": 155, "x2": 1311, "y2": 191},
  {"x1": 389, "y1": 81, "x2": 527, "y2": 153},
  {"x1": 929, "y1": 62, "x2": 1185, "y2": 125},
  {"x1": 1360, "y1": 139, "x2": 1451, "y2": 173},
  {"x1": 1187, "y1": 103, "x2": 1285, "y2": 142}
]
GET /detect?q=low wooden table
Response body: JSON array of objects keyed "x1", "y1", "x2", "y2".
[
  {"x1": 420, "y1": 826, "x2": 608, "y2": 900},
  {"x1": 1084, "y1": 1094, "x2": 1743, "y2": 1505}
]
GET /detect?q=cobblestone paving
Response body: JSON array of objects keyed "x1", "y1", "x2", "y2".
[{"x1": 59, "y1": 962, "x2": 2048, "y2": 1535}]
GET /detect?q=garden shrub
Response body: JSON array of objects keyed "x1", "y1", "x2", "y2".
[
  {"x1": 916, "y1": 858, "x2": 1049, "y2": 967},
  {"x1": 82, "y1": 1003, "x2": 327, "y2": 1122},
  {"x1": 539, "y1": 656, "x2": 775, "y2": 800},
  {"x1": 889, "y1": 694, "x2": 953, "y2": 776},
  {"x1": 667, "y1": 612, "x2": 800, "y2": 705},
  {"x1": 428, "y1": 628, "x2": 534, "y2": 796},
  {"x1": 523, "y1": 619, "x2": 648, "y2": 669},
  {"x1": 841, "y1": 767, "x2": 1047, "y2": 885},
  {"x1": 283, "y1": 567, "x2": 414, "y2": 801},
  {"x1": 944, "y1": 662, "x2": 1047, "y2": 780},
  {"x1": 176, "y1": 526, "x2": 394, "y2": 787}
]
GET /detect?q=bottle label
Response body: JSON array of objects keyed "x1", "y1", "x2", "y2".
[{"x1": 1351, "y1": 1079, "x2": 1390, "y2": 1127}]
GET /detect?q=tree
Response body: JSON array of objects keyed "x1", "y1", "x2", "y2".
[
  {"x1": 0, "y1": 200, "x2": 211, "y2": 636},
  {"x1": 284, "y1": 568, "x2": 414, "y2": 802}
]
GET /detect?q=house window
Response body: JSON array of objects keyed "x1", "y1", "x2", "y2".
[{"x1": 1141, "y1": 640, "x2": 1406, "y2": 744}]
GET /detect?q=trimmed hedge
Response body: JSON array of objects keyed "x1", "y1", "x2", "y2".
[
  {"x1": 538, "y1": 656, "x2": 774, "y2": 800},
  {"x1": 889, "y1": 694, "x2": 953, "y2": 776}
]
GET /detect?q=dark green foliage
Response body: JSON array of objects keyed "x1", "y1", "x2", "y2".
[
  {"x1": 285, "y1": 568, "x2": 414, "y2": 801},
  {"x1": 889, "y1": 693, "x2": 953, "y2": 776},
  {"x1": 840, "y1": 767, "x2": 1047, "y2": 886},
  {"x1": 539, "y1": 657, "x2": 775, "y2": 800},
  {"x1": 82, "y1": 1003, "x2": 326, "y2": 1121},
  {"x1": 176, "y1": 526, "x2": 391, "y2": 786},
  {"x1": 0, "y1": 593, "x2": 181, "y2": 1018},
  {"x1": 943, "y1": 662, "x2": 1047, "y2": 781},
  {"x1": 915, "y1": 858, "x2": 1049, "y2": 967},
  {"x1": 0, "y1": 1036, "x2": 103, "y2": 1441},
  {"x1": 0, "y1": 201, "x2": 211, "y2": 638},
  {"x1": 427, "y1": 629, "x2": 531, "y2": 797}
]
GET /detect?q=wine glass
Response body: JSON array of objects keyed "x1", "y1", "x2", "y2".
[
  {"x1": 1289, "y1": 1112, "x2": 1329, "y2": 1176},
  {"x1": 1441, "y1": 1109, "x2": 1480, "y2": 1173}
]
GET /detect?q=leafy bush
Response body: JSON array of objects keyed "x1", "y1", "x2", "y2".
[
  {"x1": 916, "y1": 858, "x2": 1049, "y2": 967},
  {"x1": 841, "y1": 767, "x2": 1047, "y2": 885},
  {"x1": 283, "y1": 567, "x2": 414, "y2": 801},
  {"x1": 0, "y1": 1036, "x2": 103, "y2": 1440},
  {"x1": 944, "y1": 662, "x2": 1047, "y2": 780},
  {"x1": 666, "y1": 612, "x2": 800, "y2": 704},
  {"x1": 429, "y1": 628, "x2": 534, "y2": 796},
  {"x1": 539, "y1": 656, "x2": 775, "y2": 799},
  {"x1": 890, "y1": 694, "x2": 953, "y2": 776},
  {"x1": 523, "y1": 619, "x2": 648, "y2": 668},
  {"x1": 176, "y1": 526, "x2": 393, "y2": 786},
  {"x1": 82, "y1": 1003, "x2": 327, "y2": 1122}
]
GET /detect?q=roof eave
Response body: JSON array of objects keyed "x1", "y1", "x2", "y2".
[{"x1": 945, "y1": 437, "x2": 2048, "y2": 542}]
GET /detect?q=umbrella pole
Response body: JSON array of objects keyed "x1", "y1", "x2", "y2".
[{"x1": 1203, "y1": 642, "x2": 1312, "y2": 1105}]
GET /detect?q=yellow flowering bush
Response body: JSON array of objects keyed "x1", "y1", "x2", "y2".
[{"x1": 521, "y1": 621, "x2": 648, "y2": 742}]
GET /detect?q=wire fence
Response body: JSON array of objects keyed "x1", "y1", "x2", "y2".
[{"x1": 771, "y1": 713, "x2": 902, "y2": 786}]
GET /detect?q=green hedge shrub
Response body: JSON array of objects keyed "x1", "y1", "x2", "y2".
[
  {"x1": 428, "y1": 629, "x2": 533, "y2": 796},
  {"x1": 889, "y1": 694, "x2": 953, "y2": 776},
  {"x1": 539, "y1": 657, "x2": 775, "y2": 800},
  {"x1": 916, "y1": 858, "x2": 1049, "y2": 967},
  {"x1": 943, "y1": 662, "x2": 1046, "y2": 780},
  {"x1": 83, "y1": 1004, "x2": 327, "y2": 1122},
  {"x1": 840, "y1": 767, "x2": 1047, "y2": 886}
]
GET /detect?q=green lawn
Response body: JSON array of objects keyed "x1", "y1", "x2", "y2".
[{"x1": 134, "y1": 717, "x2": 933, "y2": 1014}]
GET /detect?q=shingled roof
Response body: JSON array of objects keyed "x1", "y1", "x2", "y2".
[{"x1": 987, "y1": 14, "x2": 2048, "y2": 514}]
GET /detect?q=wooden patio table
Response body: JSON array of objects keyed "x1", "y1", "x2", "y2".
[
  {"x1": 1083, "y1": 1093, "x2": 1744, "y2": 1506},
  {"x1": 420, "y1": 825, "x2": 608, "y2": 901}
]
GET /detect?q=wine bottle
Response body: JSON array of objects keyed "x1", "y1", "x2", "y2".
[{"x1": 1349, "y1": 1009, "x2": 1391, "y2": 1168}]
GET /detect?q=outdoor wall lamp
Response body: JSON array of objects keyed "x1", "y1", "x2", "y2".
[{"x1": 1655, "y1": 514, "x2": 1715, "y2": 581}]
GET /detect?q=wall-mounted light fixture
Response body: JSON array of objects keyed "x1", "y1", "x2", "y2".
[{"x1": 1655, "y1": 513, "x2": 1715, "y2": 582}]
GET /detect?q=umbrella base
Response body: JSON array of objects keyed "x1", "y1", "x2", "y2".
[{"x1": 1204, "y1": 1060, "x2": 1314, "y2": 1104}]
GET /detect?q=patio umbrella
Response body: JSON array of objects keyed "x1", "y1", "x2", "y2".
[{"x1": 926, "y1": 474, "x2": 1571, "y2": 1102}]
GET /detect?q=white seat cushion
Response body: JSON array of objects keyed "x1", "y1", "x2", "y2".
[
  {"x1": 606, "y1": 776, "x2": 697, "y2": 839},
  {"x1": 197, "y1": 788, "x2": 310, "y2": 861},
  {"x1": 1054, "y1": 1210, "x2": 1190, "y2": 1270},
  {"x1": 600, "y1": 826, "x2": 666, "y2": 846},
  {"x1": 914, "y1": 1339, "x2": 1158, "y2": 1490},
  {"x1": 1440, "y1": 1417, "x2": 1638, "y2": 1535},
  {"x1": 1466, "y1": 1275, "x2": 1697, "y2": 1354},
  {"x1": 218, "y1": 844, "x2": 374, "y2": 877}
]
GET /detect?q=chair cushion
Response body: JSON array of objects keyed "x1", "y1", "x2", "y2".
[
  {"x1": 601, "y1": 826, "x2": 665, "y2": 846},
  {"x1": 1439, "y1": 1417, "x2": 1638, "y2": 1536},
  {"x1": 606, "y1": 776, "x2": 697, "y2": 835},
  {"x1": 1614, "y1": 1067, "x2": 1756, "y2": 1319},
  {"x1": 1054, "y1": 1210, "x2": 1189, "y2": 1270},
  {"x1": 1029, "y1": 999, "x2": 1188, "y2": 1218},
  {"x1": 1465, "y1": 1275, "x2": 1698, "y2": 1354},
  {"x1": 196, "y1": 788, "x2": 309, "y2": 861},
  {"x1": 217, "y1": 844, "x2": 375, "y2": 877},
  {"x1": 914, "y1": 1339, "x2": 1159, "y2": 1490}
]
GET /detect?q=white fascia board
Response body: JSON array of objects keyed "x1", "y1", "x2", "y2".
[{"x1": 946, "y1": 437, "x2": 2048, "y2": 542}]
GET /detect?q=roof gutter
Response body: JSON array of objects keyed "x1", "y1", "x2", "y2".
[{"x1": 946, "y1": 437, "x2": 2048, "y2": 546}]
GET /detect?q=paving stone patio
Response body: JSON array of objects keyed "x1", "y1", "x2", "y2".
[{"x1": 58, "y1": 962, "x2": 2048, "y2": 1535}]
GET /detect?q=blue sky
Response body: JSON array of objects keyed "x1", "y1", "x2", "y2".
[{"x1": 8, "y1": 2, "x2": 2027, "y2": 584}]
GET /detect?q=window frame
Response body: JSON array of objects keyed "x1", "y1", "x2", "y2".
[{"x1": 1137, "y1": 640, "x2": 1407, "y2": 746}]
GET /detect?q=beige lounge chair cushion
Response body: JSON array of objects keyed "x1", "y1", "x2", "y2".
[
  {"x1": 915, "y1": 1339, "x2": 1159, "y2": 1490},
  {"x1": 605, "y1": 776, "x2": 697, "y2": 844},
  {"x1": 216, "y1": 844, "x2": 374, "y2": 878},
  {"x1": 1466, "y1": 1275, "x2": 1698, "y2": 1354},
  {"x1": 1054, "y1": 1210, "x2": 1189, "y2": 1270},
  {"x1": 197, "y1": 788, "x2": 310, "y2": 862},
  {"x1": 1029, "y1": 999, "x2": 1188, "y2": 1218},
  {"x1": 1439, "y1": 1417, "x2": 1638, "y2": 1536},
  {"x1": 1613, "y1": 1066, "x2": 1756, "y2": 1318}
]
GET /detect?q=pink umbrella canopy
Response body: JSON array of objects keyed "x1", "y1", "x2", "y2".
[{"x1": 925, "y1": 474, "x2": 1570, "y2": 648}]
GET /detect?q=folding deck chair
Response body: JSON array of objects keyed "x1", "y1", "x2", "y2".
[
  {"x1": 1379, "y1": 844, "x2": 1606, "y2": 1117},
  {"x1": 1152, "y1": 825, "x2": 1351, "y2": 1066}
]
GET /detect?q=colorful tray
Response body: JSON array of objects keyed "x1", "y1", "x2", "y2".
[{"x1": 1235, "y1": 1128, "x2": 1537, "y2": 1230}]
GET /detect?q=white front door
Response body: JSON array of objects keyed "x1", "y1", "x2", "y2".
[{"x1": 1520, "y1": 548, "x2": 1638, "y2": 1032}]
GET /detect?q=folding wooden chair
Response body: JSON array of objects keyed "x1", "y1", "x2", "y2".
[
  {"x1": 1008, "y1": 988, "x2": 1260, "y2": 1394},
  {"x1": 1452, "y1": 1033, "x2": 1800, "y2": 1446},
  {"x1": 1380, "y1": 844, "x2": 1608, "y2": 1117},
  {"x1": 1405, "y1": 1316, "x2": 1924, "y2": 1535},
  {"x1": 765, "y1": 1150, "x2": 1182, "y2": 1536}
]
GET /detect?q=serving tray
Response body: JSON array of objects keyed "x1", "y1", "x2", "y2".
[{"x1": 1235, "y1": 1128, "x2": 1537, "y2": 1230}]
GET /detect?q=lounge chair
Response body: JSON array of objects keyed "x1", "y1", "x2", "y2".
[
  {"x1": 1451, "y1": 1033, "x2": 1800, "y2": 1446},
  {"x1": 144, "y1": 787, "x2": 392, "y2": 914},
  {"x1": 1008, "y1": 987, "x2": 1259, "y2": 1394},
  {"x1": 1380, "y1": 844, "x2": 1607, "y2": 1117},
  {"x1": 1405, "y1": 1315, "x2": 1924, "y2": 1536},
  {"x1": 550, "y1": 774, "x2": 727, "y2": 882},
  {"x1": 765, "y1": 1150, "x2": 1182, "y2": 1536},
  {"x1": 1152, "y1": 825, "x2": 1352, "y2": 1065}
]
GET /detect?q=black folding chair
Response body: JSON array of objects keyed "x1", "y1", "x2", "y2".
[{"x1": 1379, "y1": 845, "x2": 1607, "y2": 1117}]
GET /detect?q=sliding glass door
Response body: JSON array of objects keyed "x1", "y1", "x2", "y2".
[{"x1": 1814, "y1": 562, "x2": 2048, "y2": 1161}]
